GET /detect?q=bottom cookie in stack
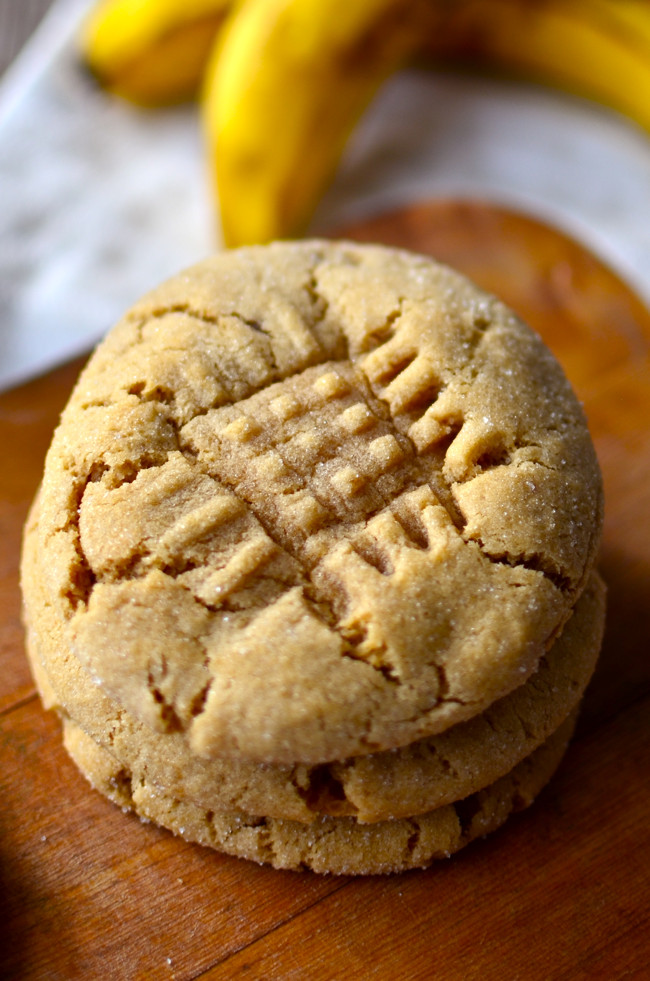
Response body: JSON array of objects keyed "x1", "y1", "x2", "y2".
[{"x1": 63, "y1": 712, "x2": 576, "y2": 876}]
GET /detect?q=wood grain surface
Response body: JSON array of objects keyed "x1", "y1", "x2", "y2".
[{"x1": 1, "y1": 197, "x2": 650, "y2": 980}]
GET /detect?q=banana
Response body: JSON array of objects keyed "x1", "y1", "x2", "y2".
[
  {"x1": 80, "y1": 0, "x2": 233, "y2": 105},
  {"x1": 202, "y1": 0, "x2": 433, "y2": 246},
  {"x1": 424, "y1": 0, "x2": 650, "y2": 134},
  {"x1": 205, "y1": 0, "x2": 650, "y2": 247}
]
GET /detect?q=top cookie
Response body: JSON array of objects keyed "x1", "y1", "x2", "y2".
[{"x1": 34, "y1": 240, "x2": 603, "y2": 764}]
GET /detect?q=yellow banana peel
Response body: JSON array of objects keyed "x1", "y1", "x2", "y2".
[
  {"x1": 80, "y1": 0, "x2": 233, "y2": 105},
  {"x1": 425, "y1": 0, "x2": 650, "y2": 134},
  {"x1": 202, "y1": 0, "x2": 433, "y2": 246}
]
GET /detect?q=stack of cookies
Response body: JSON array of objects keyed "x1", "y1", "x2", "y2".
[{"x1": 21, "y1": 241, "x2": 605, "y2": 875}]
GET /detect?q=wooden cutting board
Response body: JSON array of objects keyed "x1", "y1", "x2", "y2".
[{"x1": 1, "y1": 200, "x2": 649, "y2": 980}]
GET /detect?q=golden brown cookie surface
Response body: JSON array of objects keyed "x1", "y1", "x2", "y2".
[{"x1": 32, "y1": 241, "x2": 603, "y2": 764}]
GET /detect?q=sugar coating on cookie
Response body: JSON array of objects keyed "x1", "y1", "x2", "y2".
[{"x1": 32, "y1": 241, "x2": 603, "y2": 764}]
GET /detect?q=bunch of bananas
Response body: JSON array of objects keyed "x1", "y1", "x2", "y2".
[{"x1": 81, "y1": 0, "x2": 650, "y2": 247}]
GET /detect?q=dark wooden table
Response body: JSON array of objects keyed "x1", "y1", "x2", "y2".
[{"x1": 1, "y1": 6, "x2": 650, "y2": 979}]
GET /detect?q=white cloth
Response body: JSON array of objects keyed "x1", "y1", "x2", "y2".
[{"x1": 1, "y1": 0, "x2": 649, "y2": 391}]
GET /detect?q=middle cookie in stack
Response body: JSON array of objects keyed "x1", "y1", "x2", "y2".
[{"x1": 21, "y1": 240, "x2": 605, "y2": 874}]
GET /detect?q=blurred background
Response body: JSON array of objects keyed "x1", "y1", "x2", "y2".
[
  {"x1": 2, "y1": 0, "x2": 649, "y2": 393},
  {"x1": 0, "y1": 0, "x2": 54, "y2": 75}
]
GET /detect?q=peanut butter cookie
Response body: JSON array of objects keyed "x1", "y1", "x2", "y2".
[{"x1": 28, "y1": 241, "x2": 603, "y2": 764}]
